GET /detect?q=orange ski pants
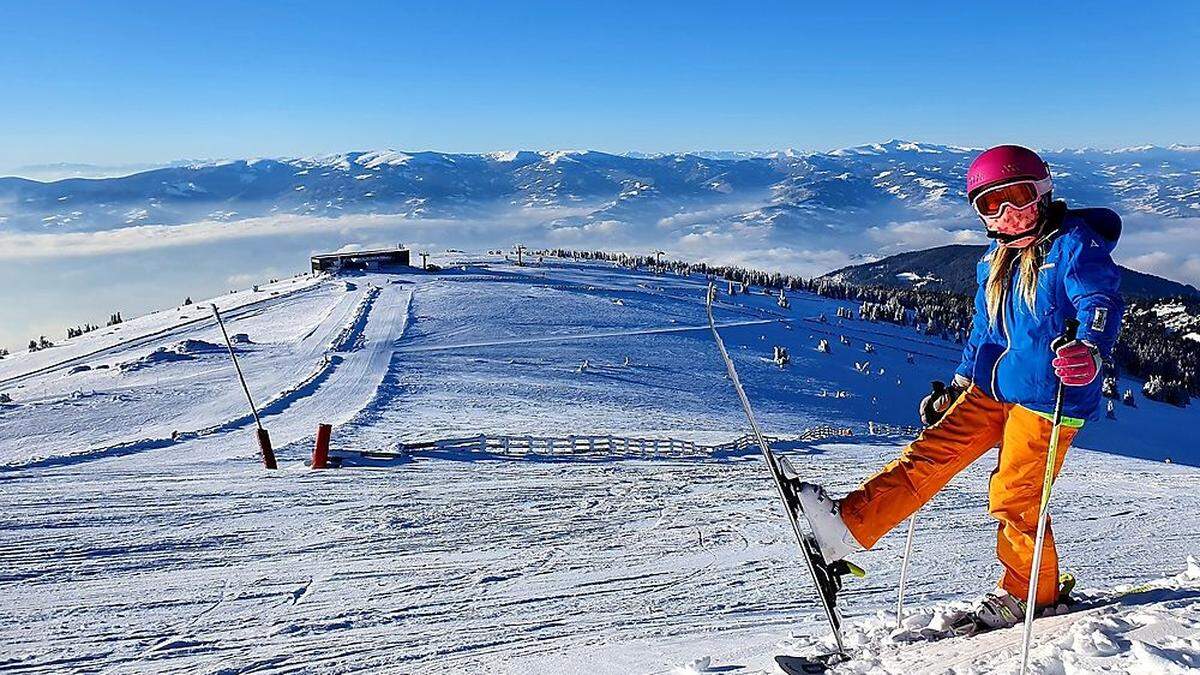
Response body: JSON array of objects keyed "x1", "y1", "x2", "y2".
[{"x1": 841, "y1": 385, "x2": 1077, "y2": 607}]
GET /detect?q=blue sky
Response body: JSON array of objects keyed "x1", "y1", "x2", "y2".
[{"x1": 0, "y1": 1, "x2": 1196, "y2": 167}]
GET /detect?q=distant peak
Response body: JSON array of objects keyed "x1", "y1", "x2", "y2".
[
  {"x1": 539, "y1": 150, "x2": 584, "y2": 164},
  {"x1": 486, "y1": 150, "x2": 537, "y2": 162},
  {"x1": 830, "y1": 139, "x2": 977, "y2": 157}
]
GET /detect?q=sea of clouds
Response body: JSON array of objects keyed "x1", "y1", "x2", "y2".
[{"x1": 2, "y1": 206, "x2": 1195, "y2": 351}]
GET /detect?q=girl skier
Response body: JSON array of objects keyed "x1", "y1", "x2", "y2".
[{"x1": 798, "y1": 145, "x2": 1124, "y2": 628}]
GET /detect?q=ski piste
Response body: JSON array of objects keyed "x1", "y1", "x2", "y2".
[{"x1": 703, "y1": 284, "x2": 861, "y2": 669}]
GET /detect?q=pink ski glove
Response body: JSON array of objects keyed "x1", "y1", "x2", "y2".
[{"x1": 1052, "y1": 340, "x2": 1101, "y2": 387}]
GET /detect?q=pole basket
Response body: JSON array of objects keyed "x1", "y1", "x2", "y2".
[
  {"x1": 312, "y1": 424, "x2": 332, "y2": 469},
  {"x1": 257, "y1": 428, "x2": 278, "y2": 469}
]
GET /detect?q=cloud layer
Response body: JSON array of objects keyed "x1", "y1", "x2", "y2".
[{"x1": 3, "y1": 208, "x2": 1197, "y2": 288}]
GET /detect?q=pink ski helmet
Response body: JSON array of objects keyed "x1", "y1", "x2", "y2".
[
  {"x1": 966, "y1": 145, "x2": 1050, "y2": 201},
  {"x1": 966, "y1": 145, "x2": 1053, "y2": 248}
]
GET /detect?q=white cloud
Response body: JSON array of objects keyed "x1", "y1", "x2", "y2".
[
  {"x1": 655, "y1": 200, "x2": 769, "y2": 230},
  {"x1": 0, "y1": 212, "x2": 545, "y2": 261},
  {"x1": 1112, "y1": 215, "x2": 1200, "y2": 286},
  {"x1": 671, "y1": 227, "x2": 853, "y2": 277},
  {"x1": 546, "y1": 219, "x2": 633, "y2": 243},
  {"x1": 225, "y1": 270, "x2": 283, "y2": 287},
  {"x1": 864, "y1": 217, "x2": 984, "y2": 252},
  {"x1": 3, "y1": 206, "x2": 1196, "y2": 288}
]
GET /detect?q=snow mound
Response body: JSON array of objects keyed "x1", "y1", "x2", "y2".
[
  {"x1": 118, "y1": 347, "x2": 194, "y2": 372},
  {"x1": 173, "y1": 338, "x2": 227, "y2": 353},
  {"x1": 117, "y1": 339, "x2": 225, "y2": 372},
  {"x1": 673, "y1": 655, "x2": 714, "y2": 673}
]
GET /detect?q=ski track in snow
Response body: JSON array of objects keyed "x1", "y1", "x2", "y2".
[
  {"x1": 0, "y1": 255, "x2": 1197, "y2": 674},
  {"x1": 0, "y1": 277, "x2": 413, "y2": 469},
  {"x1": 0, "y1": 275, "x2": 325, "y2": 390}
]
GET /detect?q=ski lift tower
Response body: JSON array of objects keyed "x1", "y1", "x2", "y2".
[
  {"x1": 514, "y1": 244, "x2": 526, "y2": 267},
  {"x1": 419, "y1": 251, "x2": 429, "y2": 270},
  {"x1": 654, "y1": 250, "x2": 665, "y2": 272}
]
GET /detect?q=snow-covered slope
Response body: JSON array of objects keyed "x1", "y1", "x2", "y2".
[{"x1": 0, "y1": 256, "x2": 1196, "y2": 674}]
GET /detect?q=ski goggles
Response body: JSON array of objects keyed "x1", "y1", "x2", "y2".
[{"x1": 971, "y1": 177, "x2": 1053, "y2": 218}]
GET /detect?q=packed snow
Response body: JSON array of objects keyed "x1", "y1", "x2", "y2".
[{"x1": 0, "y1": 255, "x2": 1197, "y2": 674}]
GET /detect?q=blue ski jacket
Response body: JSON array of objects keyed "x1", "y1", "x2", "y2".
[{"x1": 955, "y1": 205, "x2": 1124, "y2": 420}]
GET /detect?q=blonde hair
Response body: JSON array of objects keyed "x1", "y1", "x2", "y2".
[{"x1": 985, "y1": 245, "x2": 1041, "y2": 324}]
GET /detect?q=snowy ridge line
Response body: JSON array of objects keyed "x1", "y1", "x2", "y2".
[
  {"x1": 0, "y1": 277, "x2": 324, "y2": 389},
  {"x1": 441, "y1": 264, "x2": 787, "y2": 323},
  {"x1": 335, "y1": 425, "x2": 856, "y2": 462},
  {"x1": 479, "y1": 262, "x2": 799, "y2": 329},
  {"x1": 1, "y1": 283, "x2": 385, "y2": 472},
  {"x1": 463, "y1": 264, "x2": 753, "y2": 317},
  {"x1": 434, "y1": 267, "x2": 716, "y2": 318}
]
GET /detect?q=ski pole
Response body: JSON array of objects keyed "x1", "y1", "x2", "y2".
[
  {"x1": 1019, "y1": 318, "x2": 1078, "y2": 674},
  {"x1": 212, "y1": 304, "x2": 277, "y2": 469},
  {"x1": 895, "y1": 513, "x2": 916, "y2": 630}
]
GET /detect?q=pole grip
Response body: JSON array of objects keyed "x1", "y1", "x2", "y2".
[{"x1": 1053, "y1": 318, "x2": 1080, "y2": 352}]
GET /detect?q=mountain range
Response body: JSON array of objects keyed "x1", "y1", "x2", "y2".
[{"x1": 2, "y1": 140, "x2": 1199, "y2": 234}]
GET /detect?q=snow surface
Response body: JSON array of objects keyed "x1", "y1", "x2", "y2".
[{"x1": 1, "y1": 255, "x2": 1197, "y2": 674}]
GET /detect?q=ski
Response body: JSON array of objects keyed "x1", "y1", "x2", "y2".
[{"x1": 704, "y1": 285, "x2": 862, "y2": 662}]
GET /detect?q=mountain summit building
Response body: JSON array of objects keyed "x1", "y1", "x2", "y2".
[{"x1": 311, "y1": 246, "x2": 411, "y2": 274}]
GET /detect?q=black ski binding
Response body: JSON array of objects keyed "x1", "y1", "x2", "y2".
[{"x1": 775, "y1": 651, "x2": 850, "y2": 674}]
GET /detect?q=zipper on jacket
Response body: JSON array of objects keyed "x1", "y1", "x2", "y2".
[{"x1": 991, "y1": 278, "x2": 1012, "y2": 398}]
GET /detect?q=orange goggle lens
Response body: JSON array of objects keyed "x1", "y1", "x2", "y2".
[{"x1": 972, "y1": 181, "x2": 1040, "y2": 217}]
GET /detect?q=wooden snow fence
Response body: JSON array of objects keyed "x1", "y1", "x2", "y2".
[
  {"x1": 866, "y1": 421, "x2": 923, "y2": 437},
  {"x1": 359, "y1": 433, "x2": 726, "y2": 459},
  {"x1": 345, "y1": 425, "x2": 855, "y2": 463}
]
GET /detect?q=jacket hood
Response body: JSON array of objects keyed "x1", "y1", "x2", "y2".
[{"x1": 1065, "y1": 205, "x2": 1122, "y2": 250}]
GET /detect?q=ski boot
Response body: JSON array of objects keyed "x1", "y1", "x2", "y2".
[
  {"x1": 776, "y1": 457, "x2": 866, "y2": 592},
  {"x1": 777, "y1": 459, "x2": 865, "y2": 565},
  {"x1": 949, "y1": 573, "x2": 1079, "y2": 636}
]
